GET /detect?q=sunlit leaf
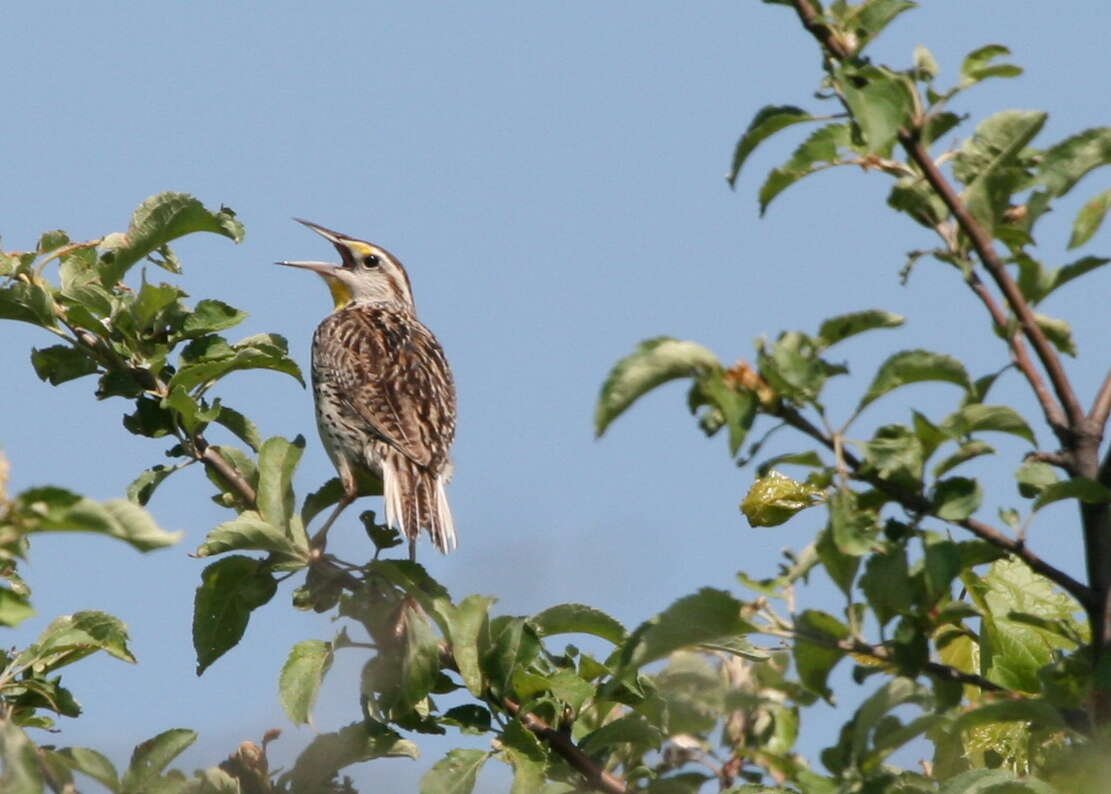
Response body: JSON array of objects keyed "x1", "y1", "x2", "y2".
[
  {"x1": 284, "y1": 722, "x2": 417, "y2": 792},
  {"x1": 729, "y1": 105, "x2": 819, "y2": 187},
  {"x1": 530, "y1": 603, "x2": 627, "y2": 645},
  {"x1": 836, "y1": 64, "x2": 914, "y2": 155},
  {"x1": 195, "y1": 511, "x2": 306, "y2": 559},
  {"x1": 120, "y1": 729, "x2": 197, "y2": 793},
  {"x1": 742, "y1": 471, "x2": 825, "y2": 527},
  {"x1": 279, "y1": 640, "x2": 334, "y2": 725},
  {"x1": 1068, "y1": 188, "x2": 1111, "y2": 248},
  {"x1": 448, "y1": 595, "x2": 496, "y2": 697},
  {"x1": 858, "y1": 349, "x2": 971, "y2": 411},
  {"x1": 1036, "y1": 126, "x2": 1111, "y2": 197},
  {"x1": 595, "y1": 337, "x2": 719, "y2": 437},
  {"x1": 1033, "y1": 477, "x2": 1111, "y2": 511},
  {"x1": 759, "y1": 123, "x2": 855, "y2": 213},
  {"x1": 959, "y1": 44, "x2": 1023, "y2": 88}
]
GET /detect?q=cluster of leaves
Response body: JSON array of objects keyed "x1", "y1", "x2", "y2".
[{"x1": 592, "y1": 0, "x2": 1111, "y2": 791}]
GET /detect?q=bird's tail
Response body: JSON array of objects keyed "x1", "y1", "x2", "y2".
[{"x1": 383, "y1": 456, "x2": 457, "y2": 554}]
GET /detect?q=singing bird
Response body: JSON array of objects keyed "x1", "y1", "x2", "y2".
[{"x1": 277, "y1": 219, "x2": 457, "y2": 558}]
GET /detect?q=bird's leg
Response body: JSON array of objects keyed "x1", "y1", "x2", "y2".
[
  {"x1": 311, "y1": 488, "x2": 356, "y2": 551},
  {"x1": 408, "y1": 536, "x2": 416, "y2": 563}
]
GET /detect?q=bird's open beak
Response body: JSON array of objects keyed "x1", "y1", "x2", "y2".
[
  {"x1": 274, "y1": 259, "x2": 341, "y2": 275},
  {"x1": 293, "y1": 218, "x2": 349, "y2": 247}
]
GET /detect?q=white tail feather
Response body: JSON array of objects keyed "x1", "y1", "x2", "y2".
[{"x1": 382, "y1": 458, "x2": 456, "y2": 554}]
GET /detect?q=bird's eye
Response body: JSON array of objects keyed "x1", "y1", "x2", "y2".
[{"x1": 363, "y1": 254, "x2": 381, "y2": 269}]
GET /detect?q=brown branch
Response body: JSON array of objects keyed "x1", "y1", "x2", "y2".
[
  {"x1": 900, "y1": 132, "x2": 1084, "y2": 431},
  {"x1": 1091, "y1": 370, "x2": 1111, "y2": 431},
  {"x1": 788, "y1": 0, "x2": 852, "y2": 60},
  {"x1": 838, "y1": 637, "x2": 1003, "y2": 693},
  {"x1": 777, "y1": 406, "x2": 1096, "y2": 609},
  {"x1": 503, "y1": 698, "x2": 628, "y2": 794},
  {"x1": 965, "y1": 273, "x2": 1068, "y2": 438},
  {"x1": 197, "y1": 439, "x2": 257, "y2": 506}
]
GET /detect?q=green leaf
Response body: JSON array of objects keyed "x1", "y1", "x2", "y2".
[
  {"x1": 420, "y1": 748, "x2": 489, "y2": 794},
  {"x1": 0, "y1": 282, "x2": 58, "y2": 327},
  {"x1": 1035, "y1": 314, "x2": 1077, "y2": 357},
  {"x1": 1036, "y1": 126, "x2": 1111, "y2": 197},
  {"x1": 0, "y1": 719, "x2": 44, "y2": 794},
  {"x1": 691, "y1": 371, "x2": 757, "y2": 456},
  {"x1": 913, "y1": 44, "x2": 940, "y2": 82},
  {"x1": 844, "y1": 0, "x2": 916, "y2": 49},
  {"x1": 19, "y1": 491, "x2": 181, "y2": 552},
  {"x1": 440, "y1": 705, "x2": 492, "y2": 735},
  {"x1": 58, "y1": 747, "x2": 120, "y2": 791},
  {"x1": 793, "y1": 610, "x2": 849, "y2": 700},
  {"x1": 1068, "y1": 188, "x2": 1111, "y2": 248},
  {"x1": 30, "y1": 345, "x2": 97, "y2": 386},
  {"x1": 860, "y1": 547, "x2": 913, "y2": 626},
  {"x1": 180, "y1": 299, "x2": 247, "y2": 338},
  {"x1": 127, "y1": 464, "x2": 180, "y2": 506},
  {"x1": 121, "y1": 729, "x2": 197, "y2": 794},
  {"x1": 759, "y1": 123, "x2": 854, "y2": 213},
  {"x1": 932, "y1": 477, "x2": 983, "y2": 521},
  {"x1": 960, "y1": 45, "x2": 1023, "y2": 88},
  {"x1": 932, "y1": 440, "x2": 994, "y2": 478},
  {"x1": 284, "y1": 722, "x2": 417, "y2": 792},
  {"x1": 169, "y1": 338, "x2": 304, "y2": 392},
  {"x1": 448, "y1": 595, "x2": 496, "y2": 697},
  {"x1": 391, "y1": 602, "x2": 443, "y2": 716},
  {"x1": 195, "y1": 511, "x2": 306, "y2": 559},
  {"x1": 619, "y1": 588, "x2": 754, "y2": 673},
  {"x1": 1033, "y1": 477, "x2": 1111, "y2": 511},
  {"x1": 757, "y1": 330, "x2": 846, "y2": 405},
  {"x1": 0, "y1": 589, "x2": 35, "y2": 628},
  {"x1": 859, "y1": 424, "x2": 925, "y2": 491},
  {"x1": 131, "y1": 281, "x2": 184, "y2": 329},
  {"x1": 923, "y1": 537, "x2": 962, "y2": 603},
  {"x1": 26, "y1": 610, "x2": 136, "y2": 673},
  {"x1": 580, "y1": 714, "x2": 663, "y2": 756},
  {"x1": 837, "y1": 64, "x2": 915, "y2": 155},
  {"x1": 816, "y1": 527, "x2": 861, "y2": 597},
  {"x1": 193, "y1": 556, "x2": 277, "y2": 674},
  {"x1": 816, "y1": 309, "x2": 904, "y2": 348},
  {"x1": 483, "y1": 617, "x2": 541, "y2": 699},
  {"x1": 279, "y1": 640, "x2": 334, "y2": 725},
  {"x1": 1016, "y1": 460, "x2": 1058, "y2": 499},
  {"x1": 955, "y1": 111, "x2": 1046, "y2": 234},
  {"x1": 595, "y1": 337, "x2": 719, "y2": 437},
  {"x1": 501, "y1": 720, "x2": 547, "y2": 794},
  {"x1": 940, "y1": 403, "x2": 1036, "y2": 445},
  {"x1": 212, "y1": 404, "x2": 262, "y2": 452},
  {"x1": 99, "y1": 193, "x2": 244, "y2": 285},
  {"x1": 530, "y1": 603, "x2": 627, "y2": 645},
  {"x1": 858, "y1": 349, "x2": 971, "y2": 411},
  {"x1": 728, "y1": 105, "x2": 819, "y2": 187},
  {"x1": 741, "y1": 471, "x2": 825, "y2": 527},
  {"x1": 256, "y1": 435, "x2": 305, "y2": 533},
  {"x1": 368, "y1": 559, "x2": 454, "y2": 634}
]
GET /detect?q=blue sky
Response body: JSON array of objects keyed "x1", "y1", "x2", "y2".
[{"x1": 3, "y1": 2, "x2": 1110, "y2": 790}]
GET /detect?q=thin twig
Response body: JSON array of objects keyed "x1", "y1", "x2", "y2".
[
  {"x1": 899, "y1": 132, "x2": 1084, "y2": 431},
  {"x1": 1091, "y1": 370, "x2": 1111, "y2": 430},
  {"x1": 777, "y1": 405, "x2": 1095, "y2": 609},
  {"x1": 197, "y1": 440, "x2": 257, "y2": 505},
  {"x1": 503, "y1": 697, "x2": 628, "y2": 794}
]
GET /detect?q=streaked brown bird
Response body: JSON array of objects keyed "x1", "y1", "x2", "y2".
[{"x1": 277, "y1": 219, "x2": 457, "y2": 558}]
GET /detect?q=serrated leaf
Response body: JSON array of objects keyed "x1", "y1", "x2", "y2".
[
  {"x1": 256, "y1": 435, "x2": 305, "y2": 535},
  {"x1": 195, "y1": 511, "x2": 306, "y2": 558},
  {"x1": 741, "y1": 471, "x2": 825, "y2": 527},
  {"x1": 100, "y1": 193, "x2": 243, "y2": 285},
  {"x1": 932, "y1": 477, "x2": 982, "y2": 520},
  {"x1": 828, "y1": 490, "x2": 878, "y2": 556},
  {"x1": 728, "y1": 105, "x2": 819, "y2": 187},
  {"x1": 940, "y1": 403, "x2": 1036, "y2": 445},
  {"x1": 793, "y1": 610, "x2": 849, "y2": 700},
  {"x1": 759, "y1": 123, "x2": 854, "y2": 213},
  {"x1": 121, "y1": 729, "x2": 197, "y2": 793},
  {"x1": 30, "y1": 345, "x2": 98, "y2": 385},
  {"x1": 448, "y1": 595, "x2": 495, "y2": 697},
  {"x1": 595, "y1": 337, "x2": 719, "y2": 436},
  {"x1": 180, "y1": 299, "x2": 247, "y2": 338},
  {"x1": 1036, "y1": 126, "x2": 1111, "y2": 198},
  {"x1": 127, "y1": 464, "x2": 180, "y2": 506},
  {"x1": 836, "y1": 64, "x2": 914, "y2": 155},
  {"x1": 816, "y1": 309, "x2": 904, "y2": 348},
  {"x1": 955, "y1": 111, "x2": 1046, "y2": 234},
  {"x1": 619, "y1": 588, "x2": 754, "y2": 673},
  {"x1": 932, "y1": 440, "x2": 994, "y2": 478},
  {"x1": 1033, "y1": 477, "x2": 1111, "y2": 511},
  {"x1": 284, "y1": 722, "x2": 417, "y2": 792},
  {"x1": 483, "y1": 617, "x2": 541, "y2": 699},
  {"x1": 420, "y1": 748, "x2": 489, "y2": 794},
  {"x1": 212, "y1": 404, "x2": 262, "y2": 452},
  {"x1": 1069, "y1": 188, "x2": 1111, "y2": 248},
  {"x1": 58, "y1": 747, "x2": 120, "y2": 791},
  {"x1": 169, "y1": 345, "x2": 303, "y2": 392},
  {"x1": 193, "y1": 556, "x2": 277, "y2": 674},
  {"x1": 24, "y1": 610, "x2": 136, "y2": 676},
  {"x1": 530, "y1": 603, "x2": 627, "y2": 645},
  {"x1": 960, "y1": 45, "x2": 1023, "y2": 88},
  {"x1": 279, "y1": 640, "x2": 334, "y2": 725},
  {"x1": 501, "y1": 720, "x2": 547, "y2": 794},
  {"x1": 858, "y1": 349, "x2": 971, "y2": 411}
]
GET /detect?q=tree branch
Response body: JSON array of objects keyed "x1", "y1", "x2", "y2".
[
  {"x1": 502, "y1": 698, "x2": 628, "y2": 794},
  {"x1": 898, "y1": 132, "x2": 1084, "y2": 431},
  {"x1": 196, "y1": 437, "x2": 257, "y2": 506},
  {"x1": 1091, "y1": 370, "x2": 1111, "y2": 431},
  {"x1": 778, "y1": 405, "x2": 1096, "y2": 609}
]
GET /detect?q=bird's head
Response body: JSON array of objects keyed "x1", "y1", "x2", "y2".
[{"x1": 277, "y1": 219, "x2": 415, "y2": 311}]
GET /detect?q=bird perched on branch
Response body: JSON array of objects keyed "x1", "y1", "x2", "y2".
[{"x1": 277, "y1": 219, "x2": 457, "y2": 559}]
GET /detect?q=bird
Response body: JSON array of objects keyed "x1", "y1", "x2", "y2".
[{"x1": 276, "y1": 219, "x2": 457, "y2": 559}]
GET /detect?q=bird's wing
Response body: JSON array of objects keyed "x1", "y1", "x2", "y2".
[{"x1": 316, "y1": 306, "x2": 455, "y2": 470}]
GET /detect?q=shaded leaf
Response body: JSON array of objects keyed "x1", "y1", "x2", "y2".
[
  {"x1": 794, "y1": 610, "x2": 849, "y2": 700},
  {"x1": 30, "y1": 345, "x2": 97, "y2": 385},
  {"x1": 816, "y1": 309, "x2": 904, "y2": 348},
  {"x1": 0, "y1": 719, "x2": 44, "y2": 794},
  {"x1": 58, "y1": 747, "x2": 120, "y2": 791},
  {"x1": 127, "y1": 464, "x2": 180, "y2": 506},
  {"x1": 447, "y1": 595, "x2": 495, "y2": 697},
  {"x1": 180, "y1": 299, "x2": 247, "y2": 338},
  {"x1": 960, "y1": 45, "x2": 1023, "y2": 88},
  {"x1": 860, "y1": 547, "x2": 913, "y2": 626},
  {"x1": 759, "y1": 123, "x2": 854, "y2": 213},
  {"x1": 932, "y1": 477, "x2": 983, "y2": 521},
  {"x1": 1033, "y1": 477, "x2": 1111, "y2": 511},
  {"x1": 1036, "y1": 126, "x2": 1111, "y2": 197},
  {"x1": 580, "y1": 714, "x2": 663, "y2": 756},
  {"x1": 530, "y1": 603, "x2": 627, "y2": 645},
  {"x1": 501, "y1": 720, "x2": 547, "y2": 794},
  {"x1": 1015, "y1": 460, "x2": 1058, "y2": 499},
  {"x1": 121, "y1": 729, "x2": 197, "y2": 793},
  {"x1": 729, "y1": 105, "x2": 819, "y2": 187},
  {"x1": 858, "y1": 349, "x2": 971, "y2": 411},
  {"x1": 193, "y1": 556, "x2": 277, "y2": 674},
  {"x1": 279, "y1": 640, "x2": 334, "y2": 725},
  {"x1": 212, "y1": 404, "x2": 262, "y2": 452},
  {"x1": 595, "y1": 338, "x2": 718, "y2": 437},
  {"x1": 285, "y1": 722, "x2": 417, "y2": 792},
  {"x1": 933, "y1": 440, "x2": 994, "y2": 478}
]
